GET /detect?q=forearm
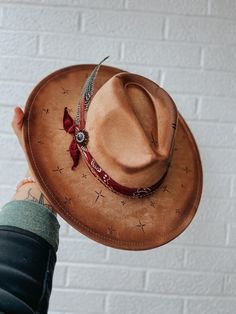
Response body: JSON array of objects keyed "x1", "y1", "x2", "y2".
[
  {"x1": 4, "y1": 175, "x2": 59, "y2": 252},
  {"x1": 13, "y1": 170, "x2": 53, "y2": 211}
]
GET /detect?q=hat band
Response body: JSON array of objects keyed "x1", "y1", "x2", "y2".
[{"x1": 81, "y1": 146, "x2": 168, "y2": 198}]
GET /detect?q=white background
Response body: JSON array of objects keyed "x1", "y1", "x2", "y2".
[{"x1": 0, "y1": 1, "x2": 236, "y2": 313}]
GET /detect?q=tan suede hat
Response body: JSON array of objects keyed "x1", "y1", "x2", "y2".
[{"x1": 23, "y1": 57, "x2": 203, "y2": 250}]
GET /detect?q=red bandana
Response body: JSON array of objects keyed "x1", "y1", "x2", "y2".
[{"x1": 63, "y1": 107, "x2": 80, "y2": 169}]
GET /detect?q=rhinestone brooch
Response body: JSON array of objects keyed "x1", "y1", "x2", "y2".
[{"x1": 75, "y1": 129, "x2": 89, "y2": 146}]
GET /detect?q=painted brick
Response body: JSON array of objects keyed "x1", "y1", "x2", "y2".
[
  {"x1": 123, "y1": 41, "x2": 201, "y2": 68},
  {"x1": 2, "y1": 6, "x2": 79, "y2": 32},
  {"x1": 44, "y1": 0, "x2": 125, "y2": 9},
  {"x1": 114, "y1": 63, "x2": 160, "y2": 82},
  {"x1": 67, "y1": 265, "x2": 145, "y2": 291},
  {"x1": 108, "y1": 245, "x2": 184, "y2": 269},
  {"x1": 0, "y1": 186, "x2": 16, "y2": 208},
  {"x1": 201, "y1": 173, "x2": 231, "y2": 198},
  {"x1": 127, "y1": 0, "x2": 207, "y2": 15},
  {"x1": 232, "y1": 81, "x2": 236, "y2": 97},
  {"x1": 189, "y1": 121, "x2": 236, "y2": 149},
  {"x1": 185, "y1": 247, "x2": 236, "y2": 272},
  {"x1": 0, "y1": 135, "x2": 25, "y2": 160},
  {"x1": 200, "y1": 97, "x2": 236, "y2": 123},
  {"x1": 0, "y1": 57, "x2": 69, "y2": 82},
  {"x1": 210, "y1": 0, "x2": 236, "y2": 19},
  {"x1": 172, "y1": 94, "x2": 197, "y2": 119},
  {"x1": 147, "y1": 270, "x2": 223, "y2": 295},
  {"x1": 57, "y1": 216, "x2": 68, "y2": 236},
  {"x1": 0, "y1": 32, "x2": 37, "y2": 56},
  {"x1": 83, "y1": 11, "x2": 164, "y2": 40},
  {"x1": 57, "y1": 238, "x2": 106, "y2": 263},
  {"x1": 195, "y1": 197, "x2": 236, "y2": 223},
  {"x1": 227, "y1": 224, "x2": 236, "y2": 247},
  {"x1": 163, "y1": 70, "x2": 236, "y2": 97},
  {"x1": 107, "y1": 294, "x2": 183, "y2": 314},
  {"x1": 200, "y1": 147, "x2": 236, "y2": 174},
  {"x1": 224, "y1": 274, "x2": 236, "y2": 295},
  {"x1": 173, "y1": 221, "x2": 226, "y2": 246},
  {"x1": 167, "y1": 16, "x2": 236, "y2": 44},
  {"x1": 53, "y1": 265, "x2": 67, "y2": 287},
  {"x1": 40, "y1": 34, "x2": 121, "y2": 61},
  {"x1": 0, "y1": 105, "x2": 16, "y2": 133},
  {"x1": 204, "y1": 46, "x2": 236, "y2": 72},
  {"x1": 0, "y1": 8, "x2": 3, "y2": 26},
  {"x1": 233, "y1": 178, "x2": 236, "y2": 198},
  {"x1": 186, "y1": 298, "x2": 236, "y2": 314},
  {"x1": 49, "y1": 289, "x2": 105, "y2": 313},
  {"x1": 2, "y1": 0, "x2": 42, "y2": 2},
  {"x1": 0, "y1": 82, "x2": 34, "y2": 106},
  {"x1": 0, "y1": 160, "x2": 27, "y2": 185}
]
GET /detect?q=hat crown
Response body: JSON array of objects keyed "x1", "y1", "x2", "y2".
[{"x1": 86, "y1": 72, "x2": 178, "y2": 188}]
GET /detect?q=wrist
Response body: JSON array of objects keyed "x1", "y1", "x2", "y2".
[
  {"x1": 12, "y1": 178, "x2": 56, "y2": 215},
  {"x1": 16, "y1": 176, "x2": 36, "y2": 192}
]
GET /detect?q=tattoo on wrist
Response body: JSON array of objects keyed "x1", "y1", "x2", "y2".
[{"x1": 25, "y1": 188, "x2": 54, "y2": 212}]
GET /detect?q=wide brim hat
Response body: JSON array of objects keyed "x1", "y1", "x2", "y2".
[{"x1": 23, "y1": 59, "x2": 203, "y2": 250}]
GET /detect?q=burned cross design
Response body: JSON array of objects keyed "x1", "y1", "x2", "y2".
[
  {"x1": 61, "y1": 87, "x2": 70, "y2": 95},
  {"x1": 107, "y1": 225, "x2": 116, "y2": 235},
  {"x1": 150, "y1": 200, "x2": 156, "y2": 208},
  {"x1": 95, "y1": 190, "x2": 104, "y2": 203},
  {"x1": 160, "y1": 185, "x2": 170, "y2": 193},
  {"x1": 176, "y1": 208, "x2": 181, "y2": 215},
  {"x1": 43, "y1": 108, "x2": 49, "y2": 114},
  {"x1": 136, "y1": 219, "x2": 145, "y2": 233},
  {"x1": 63, "y1": 196, "x2": 72, "y2": 205},
  {"x1": 183, "y1": 166, "x2": 191, "y2": 174},
  {"x1": 52, "y1": 166, "x2": 64, "y2": 174}
]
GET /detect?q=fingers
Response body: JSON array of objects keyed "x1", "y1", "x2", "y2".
[{"x1": 12, "y1": 106, "x2": 24, "y2": 135}]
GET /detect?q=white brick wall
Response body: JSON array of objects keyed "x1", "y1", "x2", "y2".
[{"x1": 0, "y1": 0, "x2": 235, "y2": 313}]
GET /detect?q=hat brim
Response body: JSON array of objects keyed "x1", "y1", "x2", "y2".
[{"x1": 23, "y1": 64, "x2": 203, "y2": 250}]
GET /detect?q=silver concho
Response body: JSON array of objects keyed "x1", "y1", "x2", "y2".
[
  {"x1": 132, "y1": 188, "x2": 152, "y2": 198},
  {"x1": 75, "y1": 130, "x2": 89, "y2": 146}
]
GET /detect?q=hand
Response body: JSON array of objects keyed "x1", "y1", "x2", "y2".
[
  {"x1": 11, "y1": 106, "x2": 25, "y2": 151},
  {"x1": 11, "y1": 106, "x2": 31, "y2": 176},
  {"x1": 11, "y1": 106, "x2": 55, "y2": 211},
  {"x1": 11, "y1": 105, "x2": 34, "y2": 190}
]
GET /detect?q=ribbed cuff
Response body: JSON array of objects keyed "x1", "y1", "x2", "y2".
[{"x1": 0, "y1": 200, "x2": 60, "y2": 252}]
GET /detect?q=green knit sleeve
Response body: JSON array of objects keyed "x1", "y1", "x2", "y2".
[{"x1": 0, "y1": 200, "x2": 60, "y2": 252}]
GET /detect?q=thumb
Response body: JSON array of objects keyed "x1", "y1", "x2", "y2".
[
  {"x1": 12, "y1": 106, "x2": 24, "y2": 135},
  {"x1": 12, "y1": 106, "x2": 25, "y2": 149}
]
